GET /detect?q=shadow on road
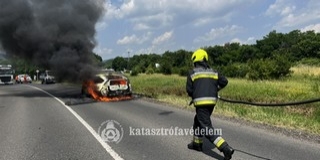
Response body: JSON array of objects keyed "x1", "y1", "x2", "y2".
[
  {"x1": 191, "y1": 139, "x2": 273, "y2": 160},
  {"x1": 234, "y1": 148, "x2": 272, "y2": 160},
  {"x1": 200, "y1": 139, "x2": 225, "y2": 160}
]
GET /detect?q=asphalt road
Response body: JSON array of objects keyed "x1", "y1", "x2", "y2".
[{"x1": 0, "y1": 83, "x2": 319, "y2": 160}]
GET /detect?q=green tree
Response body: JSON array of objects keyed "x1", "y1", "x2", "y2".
[
  {"x1": 256, "y1": 30, "x2": 285, "y2": 58},
  {"x1": 112, "y1": 56, "x2": 127, "y2": 71},
  {"x1": 298, "y1": 31, "x2": 320, "y2": 58},
  {"x1": 204, "y1": 45, "x2": 225, "y2": 67},
  {"x1": 238, "y1": 44, "x2": 259, "y2": 62},
  {"x1": 247, "y1": 52, "x2": 292, "y2": 80},
  {"x1": 220, "y1": 63, "x2": 249, "y2": 78},
  {"x1": 160, "y1": 61, "x2": 172, "y2": 75},
  {"x1": 269, "y1": 50, "x2": 293, "y2": 78},
  {"x1": 108, "y1": 28, "x2": 320, "y2": 79},
  {"x1": 102, "y1": 59, "x2": 113, "y2": 68},
  {"x1": 145, "y1": 64, "x2": 155, "y2": 74}
]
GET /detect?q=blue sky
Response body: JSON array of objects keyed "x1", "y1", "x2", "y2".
[{"x1": 93, "y1": 0, "x2": 320, "y2": 60}]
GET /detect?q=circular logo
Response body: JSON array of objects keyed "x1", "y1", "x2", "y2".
[{"x1": 98, "y1": 120, "x2": 124, "y2": 144}]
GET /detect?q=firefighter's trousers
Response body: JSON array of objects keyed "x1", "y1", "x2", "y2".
[{"x1": 193, "y1": 105, "x2": 219, "y2": 142}]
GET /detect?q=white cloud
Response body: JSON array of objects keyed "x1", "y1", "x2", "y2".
[
  {"x1": 194, "y1": 25, "x2": 242, "y2": 43},
  {"x1": 277, "y1": 11, "x2": 320, "y2": 28},
  {"x1": 152, "y1": 31, "x2": 173, "y2": 45},
  {"x1": 281, "y1": 6, "x2": 296, "y2": 16},
  {"x1": 134, "y1": 45, "x2": 172, "y2": 56},
  {"x1": 230, "y1": 38, "x2": 242, "y2": 43},
  {"x1": 301, "y1": 23, "x2": 320, "y2": 33},
  {"x1": 117, "y1": 32, "x2": 152, "y2": 45},
  {"x1": 231, "y1": 37, "x2": 255, "y2": 44},
  {"x1": 117, "y1": 35, "x2": 138, "y2": 45},
  {"x1": 135, "y1": 46, "x2": 156, "y2": 55},
  {"x1": 94, "y1": 47, "x2": 113, "y2": 56},
  {"x1": 267, "y1": 0, "x2": 320, "y2": 29},
  {"x1": 104, "y1": 0, "x2": 135, "y2": 19},
  {"x1": 133, "y1": 23, "x2": 151, "y2": 30},
  {"x1": 95, "y1": 22, "x2": 108, "y2": 31},
  {"x1": 265, "y1": 0, "x2": 296, "y2": 16},
  {"x1": 103, "y1": 0, "x2": 256, "y2": 30},
  {"x1": 130, "y1": 12, "x2": 174, "y2": 30},
  {"x1": 193, "y1": 17, "x2": 214, "y2": 27},
  {"x1": 98, "y1": 0, "x2": 320, "y2": 60},
  {"x1": 247, "y1": 37, "x2": 255, "y2": 42}
]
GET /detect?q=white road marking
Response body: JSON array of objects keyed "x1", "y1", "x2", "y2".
[{"x1": 29, "y1": 85, "x2": 124, "y2": 160}]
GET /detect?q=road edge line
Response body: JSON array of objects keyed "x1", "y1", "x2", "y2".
[{"x1": 28, "y1": 85, "x2": 124, "y2": 160}]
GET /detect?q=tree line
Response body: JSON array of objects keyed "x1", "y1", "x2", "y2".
[
  {"x1": 109, "y1": 30, "x2": 320, "y2": 80},
  {"x1": 3, "y1": 29, "x2": 318, "y2": 80}
]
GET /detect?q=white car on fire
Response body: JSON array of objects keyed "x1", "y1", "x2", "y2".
[{"x1": 81, "y1": 72, "x2": 132, "y2": 98}]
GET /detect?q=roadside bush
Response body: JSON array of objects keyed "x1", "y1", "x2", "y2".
[
  {"x1": 130, "y1": 67, "x2": 139, "y2": 76},
  {"x1": 160, "y1": 63, "x2": 172, "y2": 75},
  {"x1": 146, "y1": 67, "x2": 154, "y2": 74},
  {"x1": 155, "y1": 67, "x2": 161, "y2": 73},
  {"x1": 298, "y1": 58, "x2": 320, "y2": 66},
  {"x1": 172, "y1": 67, "x2": 180, "y2": 74},
  {"x1": 247, "y1": 59, "x2": 273, "y2": 80},
  {"x1": 132, "y1": 65, "x2": 143, "y2": 73},
  {"x1": 270, "y1": 53, "x2": 293, "y2": 78},
  {"x1": 179, "y1": 66, "x2": 190, "y2": 76},
  {"x1": 247, "y1": 53, "x2": 292, "y2": 80},
  {"x1": 220, "y1": 63, "x2": 249, "y2": 78}
]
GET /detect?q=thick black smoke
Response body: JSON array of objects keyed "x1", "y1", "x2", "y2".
[{"x1": 0, "y1": 0, "x2": 105, "y2": 81}]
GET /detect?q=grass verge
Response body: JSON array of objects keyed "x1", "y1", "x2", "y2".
[{"x1": 128, "y1": 73, "x2": 320, "y2": 135}]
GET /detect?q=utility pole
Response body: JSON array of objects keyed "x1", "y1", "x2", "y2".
[{"x1": 127, "y1": 51, "x2": 130, "y2": 70}]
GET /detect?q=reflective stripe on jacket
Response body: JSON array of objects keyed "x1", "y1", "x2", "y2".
[
  {"x1": 193, "y1": 97, "x2": 218, "y2": 105},
  {"x1": 186, "y1": 65, "x2": 228, "y2": 107}
]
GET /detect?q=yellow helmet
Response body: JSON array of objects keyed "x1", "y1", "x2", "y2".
[{"x1": 191, "y1": 49, "x2": 208, "y2": 63}]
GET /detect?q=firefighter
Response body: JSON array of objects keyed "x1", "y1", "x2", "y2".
[{"x1": 186, "y1": 49, "x2": 234, "y2": 160}]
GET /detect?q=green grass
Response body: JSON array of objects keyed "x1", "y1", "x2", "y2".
[{"x1": 128, "y1": 71, "x2": 320, "y2": 135}]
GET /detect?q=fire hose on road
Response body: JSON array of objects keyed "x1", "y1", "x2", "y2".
[
  {"x1": 189, "y1": 96, "x2": 320, "y2": 107},
  {"x1": 218, "y1": 96, "x2": 320, "y2": 107}
]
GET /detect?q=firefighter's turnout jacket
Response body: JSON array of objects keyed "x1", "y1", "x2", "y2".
[{"x1": 186, "y1": 62, "x2": 228, "y2": 106}]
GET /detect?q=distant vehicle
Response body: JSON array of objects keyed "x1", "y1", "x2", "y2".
[
  {"x1": 39, "y1": 73, "x2": 45, "y2": 81},
  {"x1": 41, "y1": 70, "x2": 56, "y2": 84},
  {"x1": 0, "y1": 64, "x2": 14, "y2": 85},
  {"x1": 15, "y1": 74, "x2": 32, "y2": 83},
  {"x1": 81, "y1": 71, "x2": 132, "y2": 98}
]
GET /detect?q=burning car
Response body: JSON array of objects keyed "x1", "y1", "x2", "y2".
[{"x1": 81, "y1": 72, "x2": 132, "y2": 101}]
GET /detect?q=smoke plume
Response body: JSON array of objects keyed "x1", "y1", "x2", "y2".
[{"x1": 0, "y1": 0, "x2": 105, "y2": 81}]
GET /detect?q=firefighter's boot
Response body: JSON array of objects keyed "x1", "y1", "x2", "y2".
[
  {"x1": 187, "y1": 136, "x2": 203, "y2": 151},
  {"x1": 214, "y1": 137, "x2": 234, "y2": 160},
  {"x1": 221, "y1": 145, "x2": 234, "y2": 160}
]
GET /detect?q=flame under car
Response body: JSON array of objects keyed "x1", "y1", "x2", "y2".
[{"x1": 81, "y1": 72, "x2": 132, "y2": 101}]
